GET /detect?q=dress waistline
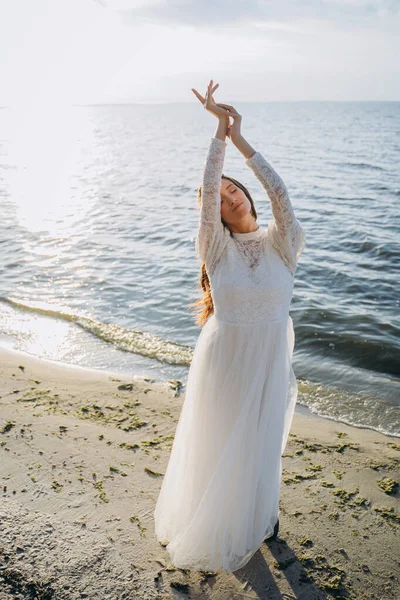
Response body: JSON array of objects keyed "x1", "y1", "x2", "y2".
[{"x1": 212, "y1": 313, "x2": 290, "y2": 326}]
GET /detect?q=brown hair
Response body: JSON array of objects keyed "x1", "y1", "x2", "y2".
[{"x1": 189, "y1": 174, "x2": 258, "y2": 327}]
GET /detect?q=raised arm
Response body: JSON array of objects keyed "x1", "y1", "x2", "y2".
[
  {"x1": 195, "y1": 127, "x2": 229, "y2": 275},
  {"x1": 244, "y1": 148, "x2": 306, "y2": 274},
  {"x1": 245, "y1": 151, "x2": 298, "y2": 238}
]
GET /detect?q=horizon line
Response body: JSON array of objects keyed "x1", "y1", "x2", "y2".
[{"x1": 0, "y1": 99, "x2": 399, "y2": 109}]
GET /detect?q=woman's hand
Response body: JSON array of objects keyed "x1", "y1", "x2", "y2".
[
  {"x1": 217, "y1": 103, "x2": 242, "y2": 142},
  {"x1": 191, "y1": 79, "x2": 234, "y2": 122}
]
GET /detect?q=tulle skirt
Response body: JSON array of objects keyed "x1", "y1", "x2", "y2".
[{"x1": 153, "y1": 312, "x2": 297, "y2": 573}]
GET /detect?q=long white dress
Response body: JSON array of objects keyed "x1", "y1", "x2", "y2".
[{"x1": 153, "y1": 136, "x2": 306, "y2": 573}]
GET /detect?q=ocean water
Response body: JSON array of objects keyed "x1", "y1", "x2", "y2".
[{"x1": 0, "y1": 101, "x2": 399, "y2": 436}]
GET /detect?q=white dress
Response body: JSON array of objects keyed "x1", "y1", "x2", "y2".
[{"x1": 153, "y1": 136, "x2": 306, "y2": 573}]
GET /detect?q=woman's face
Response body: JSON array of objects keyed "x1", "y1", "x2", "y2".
[{"x1": 220, "y1": 179, "x2": 252, "y2": 225}]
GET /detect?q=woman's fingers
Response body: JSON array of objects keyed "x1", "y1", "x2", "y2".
[
  {"x1": 217, "y1": 105, "x2": 236, "y2": 115},
  {"x1": 217, "y1": 103, "x2": 241, "y2": 119},
  {"x1": 218, "y1": 103, "x2": 237, "y2": 113},
  {"x1": 191, "y1": 88, "x2": 203, "y2": 103},
  {"x1": 204, "y1": 81, "x2": 211, "y2": 104},
  {"x1": 195, "y1": 80, "x2": 218, "y2": 98},
  {"x1": 191, "y1": 82, "x2": 219, "y2": 105},
  {"x1": 204, "y1": 80, "x2": 220, "y2": 108},
  {"x1": 192, "y1": 81, "x2": 236, "y2": 119}
]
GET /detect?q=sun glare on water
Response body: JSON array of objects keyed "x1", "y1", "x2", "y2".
[{"x1": 5, "y1": 102, "x2": 98, "y2": 237}]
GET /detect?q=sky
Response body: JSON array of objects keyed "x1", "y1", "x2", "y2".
[{"x1": 0, "y1": 0, "x2": 399, "y2": 106}]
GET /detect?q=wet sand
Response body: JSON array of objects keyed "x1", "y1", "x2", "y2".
[{"x1": 0, "y1": 346, "x2": 399, "y2": 599}]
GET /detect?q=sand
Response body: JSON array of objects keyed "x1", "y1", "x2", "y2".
[{"x1": 0, "y1": 345, "x2": 399, "y2": 600}]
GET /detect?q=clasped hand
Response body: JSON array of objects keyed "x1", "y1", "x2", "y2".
[{"x1": 191, "y1": 79, "x2": 242, "y2": 141}]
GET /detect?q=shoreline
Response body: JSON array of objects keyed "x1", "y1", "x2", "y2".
[
  {"x1": 0, "y1": 344, "x2": 396, "y2": 437},
  {"x1": 1, "y1": 345, "x2": 399, "y2": 599}
]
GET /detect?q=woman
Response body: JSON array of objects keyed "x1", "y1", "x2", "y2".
[{"x1": 153, "y1": 79, "x2": 306, "y2": 573}]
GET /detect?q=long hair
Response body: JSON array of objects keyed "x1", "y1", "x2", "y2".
[{"x1": 189, "y1": 174, "x2": 258, "y2": 327}]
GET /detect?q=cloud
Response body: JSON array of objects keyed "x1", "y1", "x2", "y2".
[
  {"x1": 0, "y1": 0, "x2": 398, "y2": 103},
  {"x1": 97, "y1": 0, "x2": 400, "y2": 29}
]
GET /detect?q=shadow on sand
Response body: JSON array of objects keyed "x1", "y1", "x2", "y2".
[{"x1": 231, "y1": 534, "x2": 350, "y2": 600}]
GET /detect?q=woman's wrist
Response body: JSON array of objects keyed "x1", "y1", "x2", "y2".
[
  {"x1": 214, "y1": 117, "x2": 229, "y2": 142},
  {"x1": 231, "y1": 134, "x2": 256, "y2": 160}
]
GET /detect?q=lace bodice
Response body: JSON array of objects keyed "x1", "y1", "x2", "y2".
[{"x1": 195, "y1": 137, "x2": 306, "y2": 279}]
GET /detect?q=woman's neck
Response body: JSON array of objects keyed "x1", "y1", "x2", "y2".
[{"x1": 229, "y1": 218, "x2": 259, "y2": 234}]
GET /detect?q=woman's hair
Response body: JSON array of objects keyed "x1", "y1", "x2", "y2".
[{"x1": 189, "y1": 174, "x2": 258, "y2": 327}]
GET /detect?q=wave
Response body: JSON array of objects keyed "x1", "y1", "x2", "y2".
[
  {"x1": 0, "y1": 296, "x2": 194, "y2": 367},
  {"x1": 332, "y1": 161, "x2": 385, "y2": 171},
  {"x1": 297, "y1": 378, "x2": 400, "y2": 438},
  {"x1": 345, "y1": 238, "x2": 400, "y2": 261},
  {"x1": 297, "y1": 320, "x2": 400, "y2": 379}
]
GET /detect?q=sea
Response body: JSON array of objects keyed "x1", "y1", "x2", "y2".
[{"x1": 0, "y1": 101, "x2": 399, "y2": 437}]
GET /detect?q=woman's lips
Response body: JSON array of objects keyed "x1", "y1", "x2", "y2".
[{"x1": 233, "y1": 202, "x2": 243, "y2": 212}]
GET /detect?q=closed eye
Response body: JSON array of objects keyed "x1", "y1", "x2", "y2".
[{"x1": 221, "y1": 187, "x2": 236, "y2": 200}]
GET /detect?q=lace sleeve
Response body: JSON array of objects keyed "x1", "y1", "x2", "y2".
[
  {"x1": 245, "y1": 151, "x2": 306, "y2": 275},
  {"x1": 195, "y1": 137, "x2": 229, "y2": 275}
]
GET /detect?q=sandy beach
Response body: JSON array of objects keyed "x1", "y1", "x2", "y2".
[{"x1": 0, "y1": 345, "x2": 399, "y2": 600}]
